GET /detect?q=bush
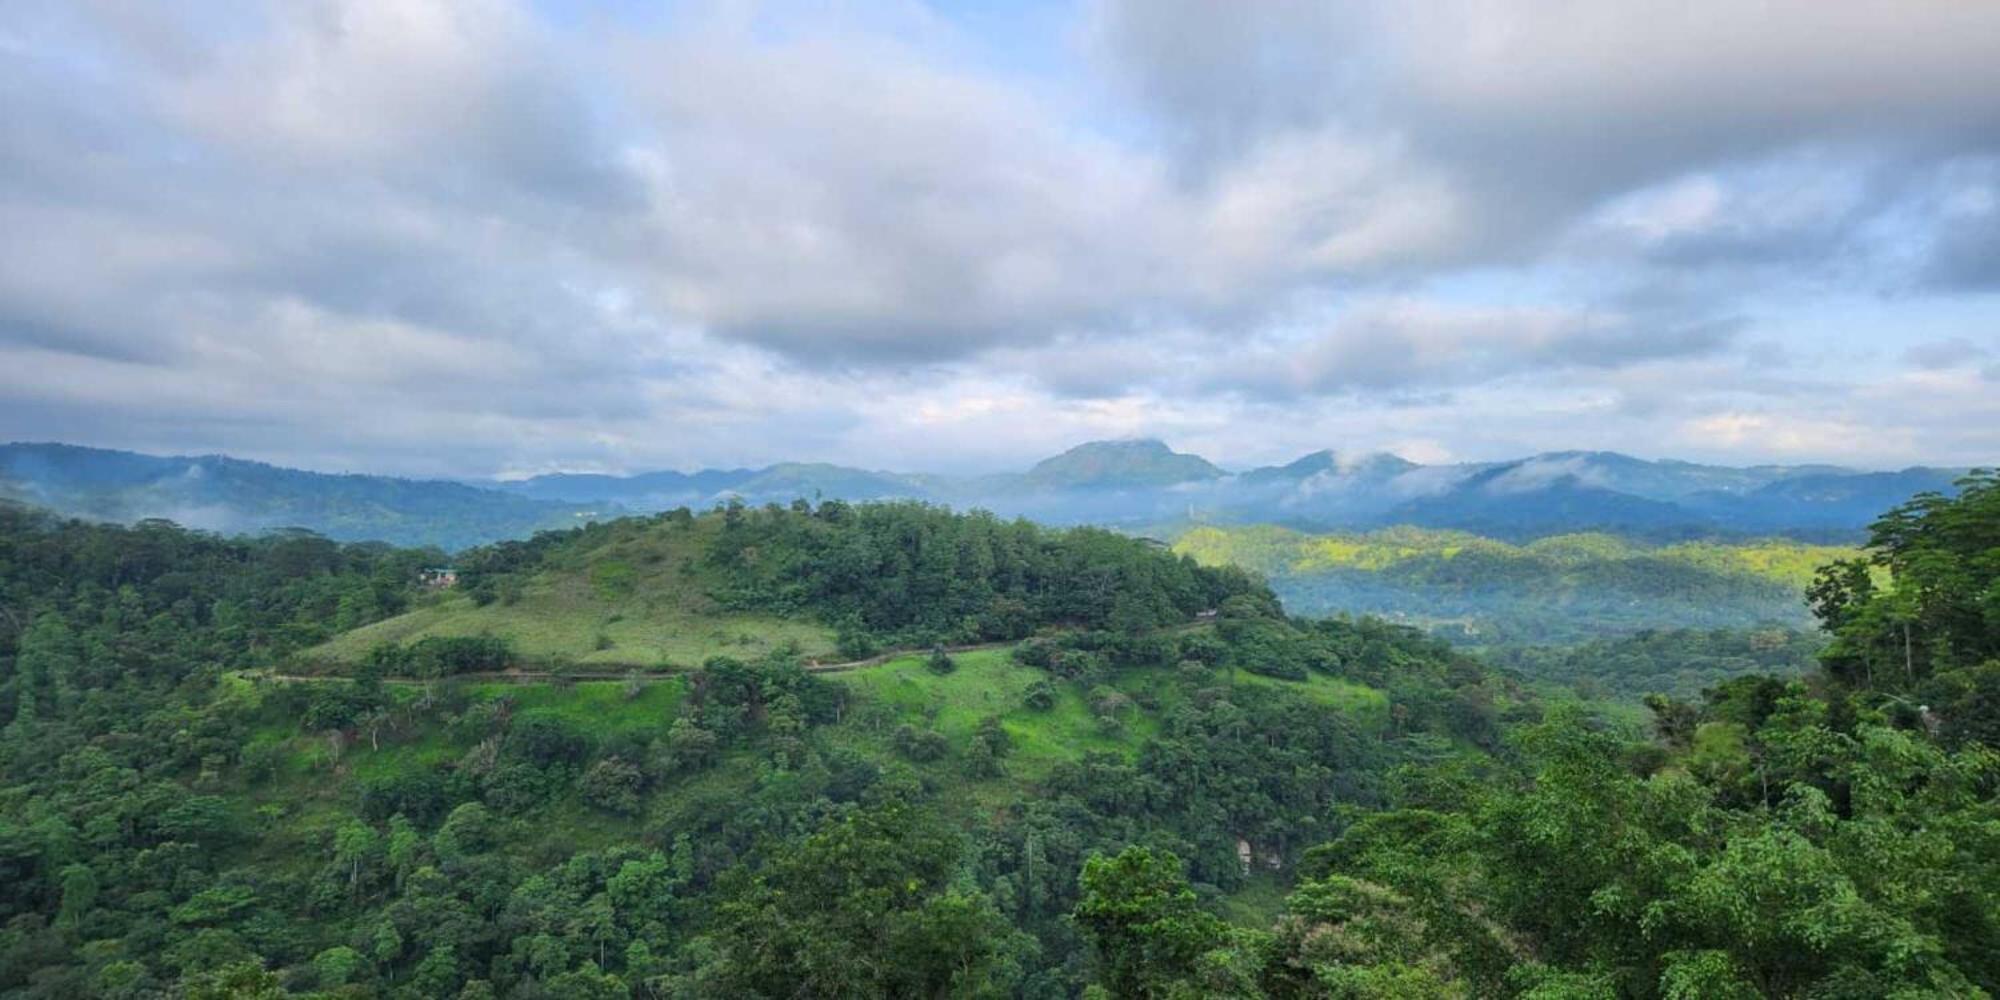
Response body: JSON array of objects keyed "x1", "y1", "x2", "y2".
[
  {"x1": 1012, "y1": 637, "x2": 1060, "y2": 669},
  {"x1": 892, "y1": 725, "x2": 949, "y2": 762},
  {"x1": 502, "y1": 717, "x2": 591, "y2": 767},
  {"x1": 1023, "y1": 679, "x2": 1057, "y2": 711},
  {"x1": 837, "y1": 630, "x2": 881, "y2": 660},
  {"x1": 926, "y1": 647, "x2": 956, "y2": 675},
  {"x1": 368, "y1": 636, "x2": 513, "y2": 677},
  {"x1": 654, "y1": 717, "x2": 720, "y2": 775},
  {"x1": 580, "y1": 756, "x2": 646, "y2": 816}
]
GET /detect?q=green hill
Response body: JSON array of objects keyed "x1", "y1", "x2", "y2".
[
  {"x1": 1023, "y1": 438, "x2": 1226, "y2": 489},
  {"x1": 306, "y1": 500, "x2": 1263, "y2": 673},
  {"x1": 303, "y1": 514, "x2": 838, "y2": 670},
  {"x1": 1173, "y1": 523, "x2": 1859, "y2": 643},
  {"x1": 7, "y1": 483, "x2": 1998, "y2": 997}
]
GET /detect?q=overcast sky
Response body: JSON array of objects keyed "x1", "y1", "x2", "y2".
[{"x1": 3, "y1": 0, "x2": 1997, "y2": 477}]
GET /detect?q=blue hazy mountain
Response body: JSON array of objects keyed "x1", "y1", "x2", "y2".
[
  {"x1": 0, "y1": 443, "x2": 592, "y2": 550},
  {"x1": 3, "y1": 440, "x2": 1973, "y2": 549}
]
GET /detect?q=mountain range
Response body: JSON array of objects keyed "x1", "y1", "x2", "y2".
[{"x1": 1, "y1": 439, "x2": 1974, "y2": 549}]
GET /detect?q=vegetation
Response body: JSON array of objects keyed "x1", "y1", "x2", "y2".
[
  {"x1": 0, "y1": 443, "x2": 591, "y2": 550},
  {"x1": 1175, "y1": 524, "x2": 1855, "y2": 643},
  {"x1": 303, "y1": 512, "x2": 839, "y2": 670},
  {"x1": 1489, "y1": 627, "x2": 1823, "y2": 701},
  {"x1": 0, "y1": 477, "x2": 1995, "y2": 997},
  {"x1": 313, "y1": 500, "x2": 1261, "y2": 672}
]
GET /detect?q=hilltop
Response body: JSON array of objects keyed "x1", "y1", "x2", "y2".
[
  {"x1": 1020, "y1": 438, "x2": 1226, "y2": 489},
  {"x1": 304, "y1": 499, "x2": 1262, "y2": 674},
  {"x1": 304, "y1": 513, "x2": 839, "y2": 671}
]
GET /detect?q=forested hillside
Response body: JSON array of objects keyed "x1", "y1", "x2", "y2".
[
  {"x1": 1, "y1": 476, "x2": 1996, "y2": 998},
  {"x1": 1175, "y1": 524, "x2": 1851, "y2": 643},
  {"x1": 1488, "y1": 627, "x2": 1823, "y2": 701}
]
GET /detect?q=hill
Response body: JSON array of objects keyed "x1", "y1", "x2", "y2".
[
  {"x1": 1174, "y1": 523, "x2": 1857, "y2": 643},
  {"x1": 304, "y1": 514, "x2": 839, "y2": 670},
  {"x1": 1019, "y1": 438, "x2": 1226, "y2": 489},
  {"x1": 0, "y1": 442, "x2": 592, "y2": 550},
  {"x1": 305, "y1": 500, "x2": 1263, "y2": 672},
  {"x1": 0, "y1": 497, "x2": 1501, "y2": 996},
  {"x1": 4, "y1": 485, "x2": 1997, "y2": 996}
]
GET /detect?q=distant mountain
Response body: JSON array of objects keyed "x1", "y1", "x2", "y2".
[
  {"x1": 1476, "y1": 451, "x2": 1854, "y2": 502},
  {"x1": 1021, "y1": 438, "x2": 1225, "y2": 490},
  {"x1": 730, "y1": 463, "x2": 929, "y2": 501},
  {"x1": 1384, "y1": 464, "x2": 1711, "y2": 541},
  {"x1": 5, "y1": 439, "x2": 1974, "y2": 548},
  {"x1": 1239, "y1": 450, "x2": 1417, "y2": 485},
  {"x1": 487, "y1": 468, "x2": 756, "y2": 505},
  {"x1": 0, "y1": 443, "x2": 591, "y2": 550},
  {"x1": 1685, "y1": 468, "x2": 1968, "y2": 533}
]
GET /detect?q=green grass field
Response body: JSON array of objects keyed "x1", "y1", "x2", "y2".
[
  {"x1": 835, "y1": 648, "x2": 1162, "y2": 784},
  {"x1": 302, "y1": 516, "x2": 837, "y2": 670},
  {"x1": 305, "y1": 586, "x2": 834, "y2": 670}
]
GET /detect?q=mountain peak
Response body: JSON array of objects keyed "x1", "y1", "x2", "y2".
[
  {"x1": 1025, "y1": 439, "x2": 1224, "y2": 489},
  {"x1": 1242, "y1": 449, "x2": 1416, "y2": 484}
]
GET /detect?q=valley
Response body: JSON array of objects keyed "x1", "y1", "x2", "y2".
[{"x1": 2, "y1": 473, "x2": 1996, "y2": 996}]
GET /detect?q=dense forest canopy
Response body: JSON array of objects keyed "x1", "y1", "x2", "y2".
[
  {"x1": 0, "y1": 478, "x2": 1995, "y2": 998},
  {"x1": 1174, "y1": 525, "x2": 1847, "y2": 644}
]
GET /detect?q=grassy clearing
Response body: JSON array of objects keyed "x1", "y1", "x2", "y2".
[
  {"x1": 837, "y1": 648, "x2": 1161, "y2": 785},
  {"x1": 306, "y1": 587, "x2": 834, "y2": 670},
  {"x1": 303, "y1": 515, "x2": 837, "y2": 670},
  {"x1": 466, "y1": 678, "x2": 687, "y2": 734},
  {"x1": 1232, "y1": 670, "x2": 1389, "y2": 729}
]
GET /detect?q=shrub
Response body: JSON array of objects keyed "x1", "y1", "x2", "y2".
[
  {"x1": 580, "y1": 756, "x2": 646, "y2": 816},
  {"x1": 926, "y1": 647, "x2": 956, "y2": 675},
  {"x1": 892, "y1": 724, "x2": 949, "y2": 762},
  {"x1": 1023, "y1": 679, "x2": 1057, "y2": 712}
]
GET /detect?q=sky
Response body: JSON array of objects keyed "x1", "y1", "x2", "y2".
[{"x1": 2, "y1": 0, "x2": 1997, "y2": 478}]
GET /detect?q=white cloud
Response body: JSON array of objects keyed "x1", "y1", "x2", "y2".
[{"x1": 0, "y1": 0, "x2": 1995, "y2": 475}]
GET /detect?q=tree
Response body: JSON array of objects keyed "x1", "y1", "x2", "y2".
[
  {"x1": 333, "y1": 821, "x2": 380, "y2": 896},
  {"x1": 928, "y1": 646, "x2": 958, "y2": 675},
  {"x1": 1023, "y1": 678, "x2": 1057, "y2": 711},
  {"x1": 312, "y1": 946, "x2": 366, "y2": 989},
  {"x1": 1074, "y1": 846, "x2": 1232, "y2": 998},
  {"x1": 707, "y1": 804, "x2": 1026, "y2": 997},
  {"x1": 657, "y1": 716, "x2": 720, "y2": 775},
  {"x1": 580, "y1": 756, "x2": 646, "y2": 816}
]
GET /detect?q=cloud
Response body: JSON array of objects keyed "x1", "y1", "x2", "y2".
[
  {"x1": 1916, "y1": 157, "x2": 2000, "y2": 290},
  {"x1": 1090, "y1": 0, "x2": 2000, "y2": 265},
  {"x1": 1197, "y1": 299, "x2": 1736, "y2": 399},
  {"x1": 0, "y1": 0, "x2": 1995, "y2": 476},
  {"x1": 1903, "y1": 338, "x2": 1990, "y2": 371}
]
